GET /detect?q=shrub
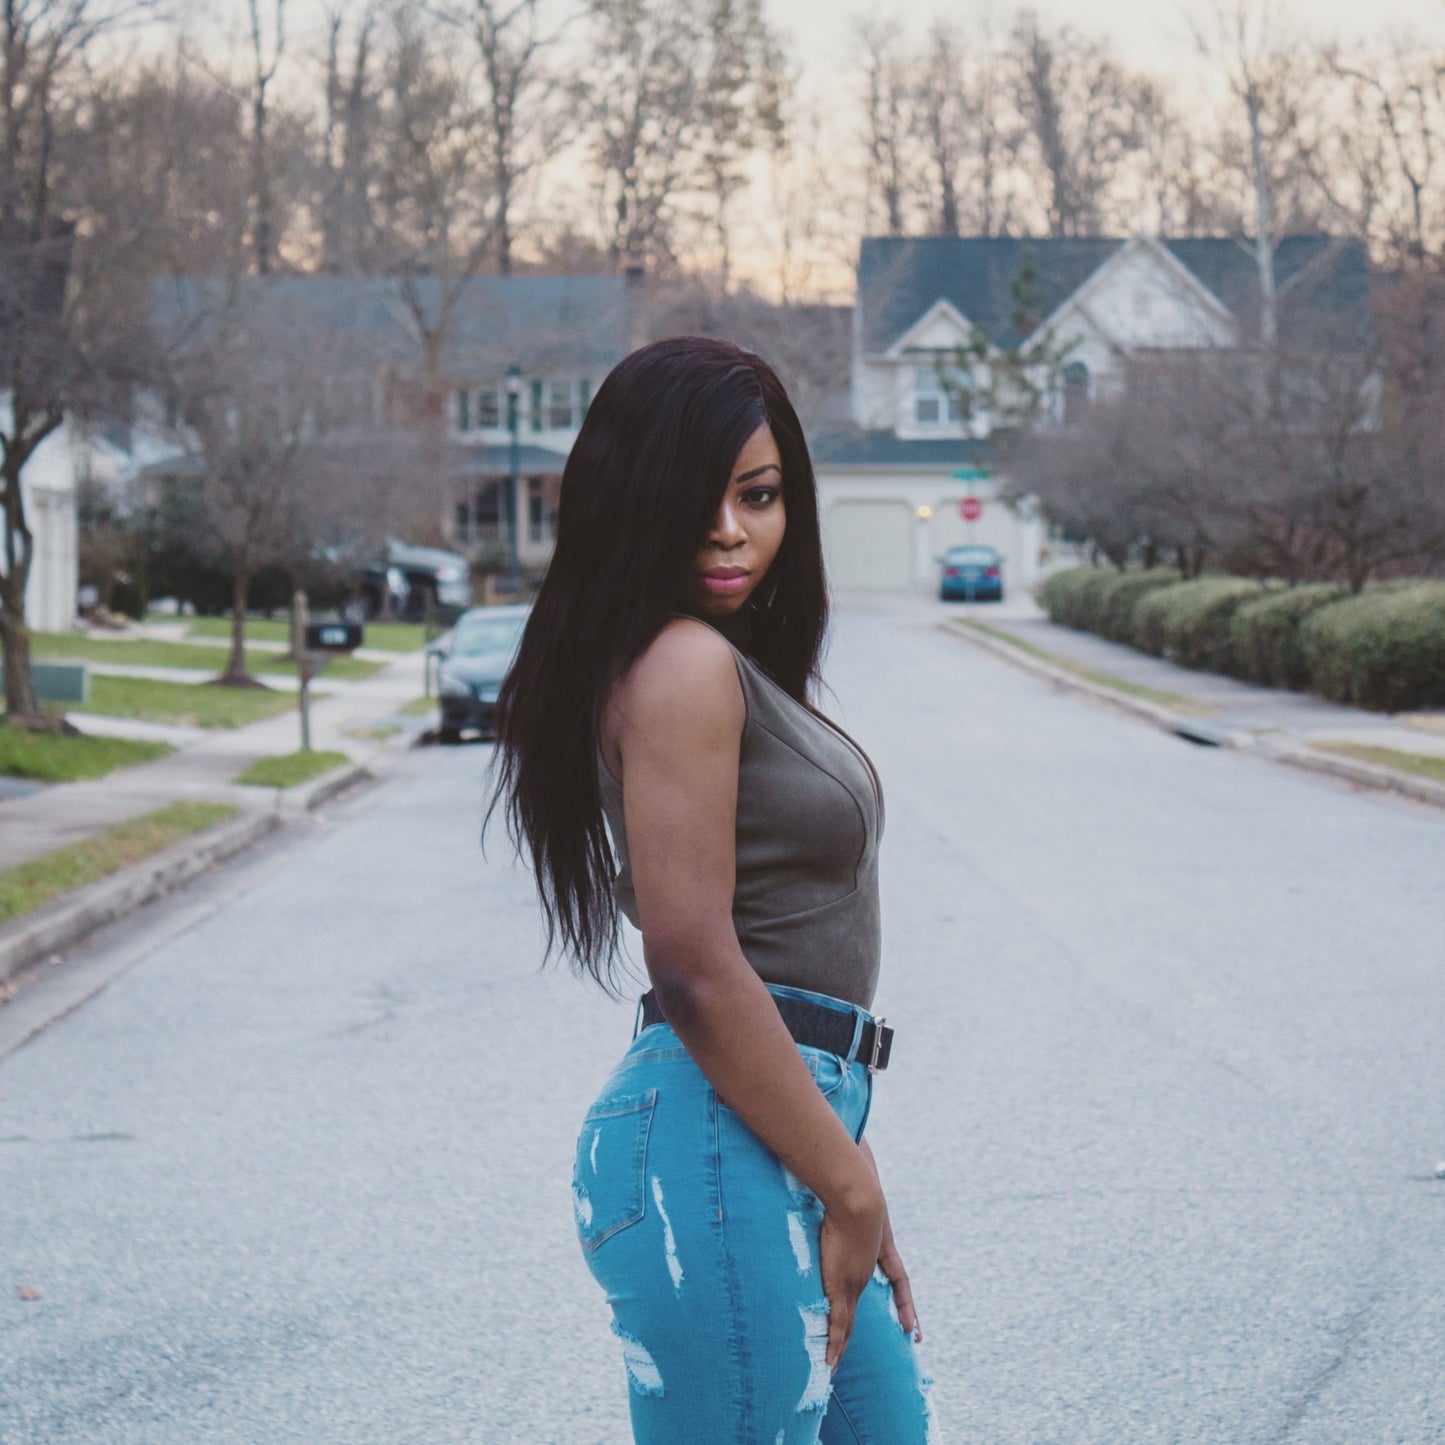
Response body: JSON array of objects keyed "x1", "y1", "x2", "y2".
[
  {"x1": 1229, "y1": 584, "x2": 1345, "y2": 689},
  {"x1": 1131, "y1": 576, "x2": 1271, "y2": 671},
  {"x1": 1038, "y1": 566, "x2": 1100, "y2": 628},
  {"x1": 1091, "y1": 568, "x2": 1185, "y2": 641},
  {"x1": 1299, "y1": 582, "x2": 1445, "y2": 712}
]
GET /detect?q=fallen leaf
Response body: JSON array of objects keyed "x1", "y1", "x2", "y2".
[{"x1": 16, "y1": 1285, "x2": 41, "y2": 1301}]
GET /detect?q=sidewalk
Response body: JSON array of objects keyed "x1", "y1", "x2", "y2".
[
  {"x1": 0, "y1": 649, "x2": 434, "y2": 873},
  {"x1": 940, "y1": 605, "x2": 1445, "y2": 809}
]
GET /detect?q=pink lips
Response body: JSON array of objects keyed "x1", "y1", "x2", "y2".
[{"x1": 701, "y1": 573, "x2": 749, "y2": 594}]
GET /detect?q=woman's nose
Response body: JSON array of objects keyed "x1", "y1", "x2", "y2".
[{"x1": 710, "y1": 498, "x2": 745, "y2": 541}]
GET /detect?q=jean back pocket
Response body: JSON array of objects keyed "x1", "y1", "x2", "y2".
[{"x1": 572, "y1": 1088, "x2": 657, "y2": 1253}]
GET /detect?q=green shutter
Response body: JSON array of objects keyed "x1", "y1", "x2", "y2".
[
  {"x1": 530, "y1": 378, "x2": 544, "y2": 432},
  {"x1": 456, "y1": 388, "x2": 470, "y2": 431},
  {"x1": 579, "y1": 378, "x2": 591, "y2": 418}
]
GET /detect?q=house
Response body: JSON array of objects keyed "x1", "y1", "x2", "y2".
[
  {"x1": 137, "y1": 273, "x2": 635, "y2": 576},
  {"x1": 811, "y1": 233, "x2": 1372, "y2": 592},
  {"x1": 11, "y1": 419, "x2": 82, "y2": 633}
]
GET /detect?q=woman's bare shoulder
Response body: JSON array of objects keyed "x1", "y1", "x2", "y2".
[{"x1": 609, "y1": 617, "x2": 744, "y2": 752}]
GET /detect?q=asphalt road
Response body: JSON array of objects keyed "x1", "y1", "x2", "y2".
[{"x1": 3, "y1": 598, "x2": 1444, "y2": 1443}]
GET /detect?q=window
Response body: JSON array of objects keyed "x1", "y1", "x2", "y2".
[
  {"x1": 475, "y1": 383, "x2": 500, "y2": 428},
  {"x1": 548, "y1": 379, "x2": 573, "y2": 428},
  {"x1": 913, "y1": 363, "x2": 963, "y2": 426},
  {"x1": 1062, "y1": 361, "x2": 1090, "y2": 424}
]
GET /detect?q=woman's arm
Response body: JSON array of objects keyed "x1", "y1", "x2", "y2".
[{"x1": 615, "y1": 620, "x2": 885, "y2": 1366}]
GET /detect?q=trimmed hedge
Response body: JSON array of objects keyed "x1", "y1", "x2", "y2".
[
  {"x1": 1131, "y1": 576, "x2": 1271, "y2": 671},
  {"x1": 1299, "y1": 582, "x2": 1445, "y2": 712},
  {"x1": 1034, "y1": 566, "x2": 1445, "y2": 710},
  {"x1": 1094, "y1": 569, "x2": 1185, "y2": 641},
  {"x1": 1039, "y1": 565, "x2": 1182, "y2": 637},
  {"x1": 1038, "y1": 566, "x2": 1102, "y2": 628},
  {"x1": 1229, "y1": 584, "x2": 1345, "y2": 690}
]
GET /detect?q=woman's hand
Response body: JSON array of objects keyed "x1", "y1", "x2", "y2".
[
  {"x1": 818, "y1": 1181, "x2": 886, "y2": 1369},
  {"x1": 860, "y1": 1136, "x2": 922, "y2": 1343},
  {"x1": 877, "y1": 1211, "x2": 922, "y2": 1343}
]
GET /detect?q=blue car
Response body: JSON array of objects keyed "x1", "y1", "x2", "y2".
[{"x1": 939, "y1": 545, "x2": 1004, "y2": 601}]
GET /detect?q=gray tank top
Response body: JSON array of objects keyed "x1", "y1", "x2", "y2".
[{"x1": 595, "y1": 610, "x2": 885, "y2": 1010}]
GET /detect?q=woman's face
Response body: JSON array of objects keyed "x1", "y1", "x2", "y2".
[{"x1": 680, "y1": 422, "x2": 787, "y2": 621}]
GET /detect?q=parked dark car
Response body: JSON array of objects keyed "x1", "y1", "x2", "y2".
[
  {"x1": 360, "y1": 540, "x2": 472, "y2": 623},
  {"x1": 939, "y1": 544, "x2": 1004, "y2": 601},
  {"x1": 433, "y1": 604, "x2": 530, "y2": 743}
]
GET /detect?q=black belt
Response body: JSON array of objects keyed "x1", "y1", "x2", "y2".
[{"x1": 636, "y1": 988, "x2": 894, "y2": 1073}]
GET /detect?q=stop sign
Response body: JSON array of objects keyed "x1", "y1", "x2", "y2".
[{"x1": 959, "y1": 496, "x2": 983, "y2": 522}]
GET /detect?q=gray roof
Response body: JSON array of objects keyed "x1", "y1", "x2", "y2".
[
  {"x1": 151, "y1": 274, "x2": 629, "y2": 374},
  {"x1": 857, "y1": 234, "x2": 1373, "y2": 353},
  {"x1": 810, "y1": 429, "x2": 991, "y2": 470}
]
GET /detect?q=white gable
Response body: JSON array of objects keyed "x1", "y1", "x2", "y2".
[
  {"x1": 1028, "y1": 237, "x2": 1236, "y2": 357},
  {"x1": 884, "y1": 299, "x2": 976, "y2": 358}
]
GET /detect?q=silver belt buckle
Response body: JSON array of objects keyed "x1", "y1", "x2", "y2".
[{"x1": 866, "y1": 1016, "x2": 887, "y2": 1073}]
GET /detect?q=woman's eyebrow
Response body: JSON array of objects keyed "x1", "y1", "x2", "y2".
[{"x1": 735, "y1": 463, "x2": 782, "y2": 483}]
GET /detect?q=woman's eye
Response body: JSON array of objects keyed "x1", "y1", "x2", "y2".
[{"x1": 744, "y1": 487, "x2": 780, "y2": 507}]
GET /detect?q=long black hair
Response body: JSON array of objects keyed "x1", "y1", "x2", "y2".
[{"x1": 481, "y1": 335, "x2": 831, "y2": 994}]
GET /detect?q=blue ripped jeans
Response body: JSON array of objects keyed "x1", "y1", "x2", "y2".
[{"x1": 571, "y1": 982, "x2": 940, "y2": 1443}]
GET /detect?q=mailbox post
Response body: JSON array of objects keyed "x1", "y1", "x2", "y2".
[{"x1": 299, "y1": 621, "x2": 364, "y2": 752}]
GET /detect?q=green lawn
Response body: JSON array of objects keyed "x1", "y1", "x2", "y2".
[
  {"x1": 952, "y1": 618, "x2": 1217, "y2": 717},
  {"x1": 397, "y1": 695, "x2": 438, "y2": 716},
  {"x1": 73, "y1": 676, "x2": 304, "y2": 729},
  {"x1": 1314, "y1": 741, "x2": 1445, "y2": 786},
  {"x1": 0, "y1": 801, "x2": 239, "y2": 925},
  {"x1": 0, "y1": 724, "x2": 172, "y2": 782},
  {"x1": 235, "y1": 749, "x2": 350, "y2": 789},
  {"x1": 32, "y1": 631, "x2": 382, "y2": 681},
  {"x1": 182, "y1": 617, "x2": 427, "y2": 652}
]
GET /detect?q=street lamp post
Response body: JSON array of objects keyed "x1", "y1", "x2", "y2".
[{"x1": 505, "y1": 364, "x2": 523, "y2": 592}]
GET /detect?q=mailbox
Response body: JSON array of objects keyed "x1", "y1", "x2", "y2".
[{"x1": 305, "y1": 621, "x2": 363, "y2": 652}]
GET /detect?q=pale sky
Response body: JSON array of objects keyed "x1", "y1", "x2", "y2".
[
  {"x1": 225, "y1": 0, "x2": 1445, "y2": 83},
  {"x1": 775, "y1": 0, "x2": 1445, "y2": 74}
]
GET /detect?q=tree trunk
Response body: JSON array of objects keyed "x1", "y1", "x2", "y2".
[
  {"x1": 0, "y1": 596, "x2": 41, "y2": 721},
  {"x1": 221, "y1": 569, "x2": 255, "y2": 685}
]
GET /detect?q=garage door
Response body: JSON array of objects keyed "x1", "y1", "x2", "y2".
[{"x1": 825, "y1": 500, "x2": 914, "y2": 589}]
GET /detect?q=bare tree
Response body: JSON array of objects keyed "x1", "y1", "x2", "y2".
[
  {"x1": 0, "y1": 0, "x2": 159, "y2": 727},
  {"x1": 1192, "y1": 1, "x2": 1324, "y2": 349},
  {"x1": 1317, "y1": 38, "x2": 1445, "y2": 265},
  {"x1": 855, "y1": 16, "x2": 914, "y2": 237},
  {"x1": 246, "y1": 0, "x2": 287, "y2": 275},
  {"x1": 1008, "y1": 9, "x2": 1148, "y2": 238},
  {"x1": 157, "y1": 286, "x2": 406, "y2": 683},
  {"x1": 433, "y1": 0, "x2": 567, "y2": 277},
  {"x1": 912, "y1": 20, "x2": 965, "y2": 235},
  {"x1": 319, "y1": 0, "x2": 379, "y2": 273}
]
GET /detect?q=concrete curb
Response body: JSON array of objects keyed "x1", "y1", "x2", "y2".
[
  {"x1": 0, "y1": 746, "x2": 404, "y2": 989},
  {"x1": 0, "y1": 810, "x2": 280, "y2": 987},
  {"x1": 939, "y1": 618, "x2": 1445, "y2": 814},
  {"x1": 938, "y1": 618, "x2": 1195, "y2": 737}
]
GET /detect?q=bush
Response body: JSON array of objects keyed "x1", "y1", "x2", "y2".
[
  {"x1": 1091, "y1": 569, "x2": 1185, "y2": 641},
  {"x1": 1039, "y1": 566, "x2": 1184, "y2": 637},
  {"x1": 1131, "y1": 576, "x2": 1271, "y2": 671},
  {"x1": 1229, "y1": 584, "x2": 1345, "y2": 689},
  {"x1": 1299, "y1": 582, "x2": 1445, "y2": 712},
  {"x1": 1038, "y1": 566, "x2": 1100, "y2": 628}
]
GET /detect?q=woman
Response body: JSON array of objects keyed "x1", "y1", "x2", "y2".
[{"x1": 486, "y1": 336, "x2": 939, "y2": 1442}]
